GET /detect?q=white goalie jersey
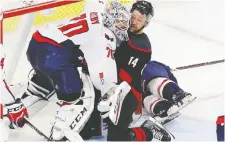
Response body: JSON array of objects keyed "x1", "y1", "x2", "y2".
[
  {"x1": 37, "y1": 0, "x2": 106, "y2": 44},
  {"x1": 37, "y1": 10, "x2": 117, "y2": 96}
]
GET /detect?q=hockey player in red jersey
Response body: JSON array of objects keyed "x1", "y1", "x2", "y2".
[{"x1": 98, "y1": 1, "x2": 172, "y2": 141}]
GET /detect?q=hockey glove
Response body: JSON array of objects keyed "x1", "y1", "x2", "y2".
[
  {"x1": 6, "y1": 98, "x2": 28, "y2": 129},
  {"x1": 97, "y1": 81, "x2": 131, "y2": 125}
]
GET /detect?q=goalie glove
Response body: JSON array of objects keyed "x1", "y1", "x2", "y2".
[
  {"x1": 97, "y1": 81, "x2": 131, "y2": 125},
  {"x1": 5, "y1": 98, "x2": 28, "y2": 129},
  {"x1": 97, "y1": 85, "x2": 118, "y2": 119}
]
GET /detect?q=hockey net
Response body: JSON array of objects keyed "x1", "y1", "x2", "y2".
[{"x1": 0, "y1": 0, "x2": 136, "y2": 118}]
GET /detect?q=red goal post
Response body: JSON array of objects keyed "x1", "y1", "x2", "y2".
[{"x1": 0, "y1": 0, "x2": 78, "y2": 41}]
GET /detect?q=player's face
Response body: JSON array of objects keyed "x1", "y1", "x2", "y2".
[{"x1": 130, "y1": 10, "x2": 147, "y2": 34}]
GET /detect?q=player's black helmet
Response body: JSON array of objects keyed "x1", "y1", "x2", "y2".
[{"x1": 131, "y1": 0, "x2": 154, "y2": 22}]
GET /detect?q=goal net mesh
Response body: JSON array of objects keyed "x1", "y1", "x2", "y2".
[{"x1": 3, "y1": 0, "x2": 135, "y2": 32}]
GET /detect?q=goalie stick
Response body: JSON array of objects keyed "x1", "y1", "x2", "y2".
[
  {"x1": 23, "y1": 119, "x2": 50, "y2": 141},
  {"x1": 153, "y1": 111, "x2": 181, "y2": 125}
]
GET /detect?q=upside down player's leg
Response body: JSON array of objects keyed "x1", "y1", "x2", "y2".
[{"x1": 142, "y1": 61, "x2": 195, "y2": 116}]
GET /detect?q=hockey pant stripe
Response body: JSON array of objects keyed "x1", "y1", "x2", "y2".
[
  {"x1": 131, "y1": 87, "x2": 142, "y2": 114},
  {"x1": 33, "y1": 31, "x2": 63, "y2": 48},
  {"x1": 131, "y1": 128, "x2": 146, "y2": 141},
  {"x1": 119, "y1": 68, "x2": 142, "y2": 114},
  {"x1": 157, "y1": 78, "x2": 169, "y2": 97}
]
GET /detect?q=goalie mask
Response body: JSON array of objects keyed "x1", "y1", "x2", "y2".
[{"x1": 102, "y1": 1, "x2": 131, "y2": 46}]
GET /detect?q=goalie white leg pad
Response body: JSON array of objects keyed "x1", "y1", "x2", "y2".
[
  {"x1": 64, "y1": 131, "x2": 83, "y2": 142},
  {"x1": 51, "y1": 73, "x2": 95, "y2": 141},
  {"x1": 109, "y1": 81, "x2": 131, "y2": 125}
]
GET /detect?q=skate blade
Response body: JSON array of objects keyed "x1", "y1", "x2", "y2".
[
  {"x1": 175, "y1": 96, "x2": 197, "y2": 113},
  {"x1": 155, "y1": 112, "x2": 181, "y2": 125},
  {"x1": 178, "y1": 96, "x2": 197, "y2": 110},
  {"x1": 167, "y1": 96, "x2": 197, "y2": 116}
]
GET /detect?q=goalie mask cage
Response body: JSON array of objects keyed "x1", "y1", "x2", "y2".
[{"x1": 0, "y1": 0, "x2": 136, "y2": 119}]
